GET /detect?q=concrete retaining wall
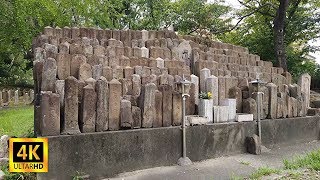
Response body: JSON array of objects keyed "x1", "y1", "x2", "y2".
[{"x1": 38, "y1": 116, "x2": 320, "y2": 180}]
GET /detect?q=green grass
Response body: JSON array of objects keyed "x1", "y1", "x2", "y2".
[
  {"x1": 283, "y1": 149, "x2": 320, "y2": 171},
  {"x1": 240, "y1": 161, "x2": 250, "y2": 166},
  {"x1": 249, "y1": 167, "x2": 281, "y2": 179},
  {"x1": 0, "y1": 106, "x2": 34, "y2": 137},
  {"x1": 1, "y1": 165, "x2": 36, "y2": 180}
]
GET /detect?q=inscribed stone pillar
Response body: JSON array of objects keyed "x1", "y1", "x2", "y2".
[
  {"x1": 200, "y1": 68, "x2": 211, "y2": 93},
  {"x1": 132, "y1": 106, "x2": 142, "y2": 128},
  {"x1": 92, "y1": 64, "x2": 103, "y2": 80},
  {"x1": 80, "y1": 84, "x2": 97, "y2": 133},
  {"x1": 14, "y1": 90, "x2": 19, "y2": 105},
  {"x1": 298, "y1": 73, "x2": 311, "y2": 108},
  {"x1": 141, "y1": 47, "x2": 149, "y2": 58},
  {"x1": 172, "y1": 91, "x2": 182, "y2": 126},
  {"x1": 243, "y1": 98, "x2": 257, "y2": 120},
  {"x1": 132, "y1": 74, "x2": 141, "y2": 96},
  {"x1": 266, "y1": 83, "x2": 277, "y2": 119},
  {"x1": 190, "y1": 74, "x2": 199, "y2": 105},
  {"x1": 206, "y1": 75, "x2": 219, "y2": 106},
  {"x1": 96, "y1": 77, "x2": 108, "y2": 132},
  {"x1": 41, "y1": 58, "x2": 57, "y2": 91},
  {"x1": 139, "y1": 83, "x2": 156, "y2": 128},
  {"x1": 78, "y1": 63, "x2": 92, "y2": 81},
  {"x1": 56, "y1": 54, "x2": 71, "y2": 80},
  {"x1": 70, "y1": 54, "x2": 86, "y2": 78},
  {"x1": 108, "y1": 79, "x2": 122, "y2": 130},
  {"x1": 159, "y1": 85, "x2": 173, "y2": 127},
  {"x1": 120, "y1": 99, "x2": 133, "y2": 128},
  {"x1": 218, "y1": 77, "x2": 226, "y2": 105},
  {"x1": 154, "y1": 90, "x2": 163, "y2": 127},
  {"x1": 229, "y1": 87, "x2": 242, "y2": 113},
  {"x1": 40, "y1": 91, "x2": 60, "y2": 136},
  {"x1": 62, "y1": 76, "x2": 80, "y2": 135}
]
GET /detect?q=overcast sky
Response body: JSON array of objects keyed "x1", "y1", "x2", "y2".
[{"x1": 210, "y1": 0, "x2": 320, "y2": 64}]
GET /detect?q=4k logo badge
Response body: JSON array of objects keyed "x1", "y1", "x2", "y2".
[{"x1": 9, "y1": 138, "x2": 48, "y2": 172}]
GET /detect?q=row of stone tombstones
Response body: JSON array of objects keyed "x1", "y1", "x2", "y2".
[
  {"x1": 35, "y1": 74, "x2": 197, "y2": 136},
  {"x1": 0, "y1": 89, "x2": 34, "y2": 107}
]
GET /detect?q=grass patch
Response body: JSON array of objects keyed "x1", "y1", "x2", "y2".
[
  {"x1": 283, "y1": 149, "x2": 320, "y2": 171},
  {"x1": 240, "y1": 161, "x2": 250, "y2": 166},
  {"x1": 0, "y1": 106, "x2": 34, "y2": 137},
  {"x1": 249, "y1": 167, "x2": 281, "y2": 179},
  {"x1": 1, "y1": 165, "x2": 36, "y2": 180}
]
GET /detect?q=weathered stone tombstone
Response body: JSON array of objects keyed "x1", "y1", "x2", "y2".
[
  {"x1": 41, "y1": 58, "x2": 57, "y2": 91},
  {"x1": 199, "y1": 99, "x2": 213, "y2": 122},
  {"x1": 39, "y1": 91, "x2": 60, "y2": 136},
  {"x1": 220, "y1": 99, "x2": 236, "y2": 121},
  {"x1": 120, "y1": 99, "x2": 133, "y2": 128},
  {"x1": 298, "y1": 73, "x2": 311, "y2": 108},
  {"x1": 108, "y1": 79, "x2": 122, "y2": 130},
  {"x1": 14, "y1": 90, "x2": 19, "y2": 105},
  {"x1": 61, "y1": 76, "x2": 81, "y2": 135},
  {"x1": 24, "y1": 92, "x2": 29, "y2": 105},
  {"x1": 159, "y1": 85, "x2": 173, "y2": 127},
  {"x1": 95, "y1": 77, "x2": 108, "y2": 132},
  {"x1": 206, "y1": 75, "x2": 219, "y2": 106},
  {"x1": 139, "y1": 83, "x2": 156, "y2": 128},
  {"x1": 172, "y1": 91, "x2": 182, "y2": 126}
]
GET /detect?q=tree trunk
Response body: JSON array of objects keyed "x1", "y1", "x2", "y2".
[{"x1": 273, "y1": 0, "x2": 289, "y2": 71}]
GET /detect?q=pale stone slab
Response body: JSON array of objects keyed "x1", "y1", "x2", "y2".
[
  {"x1": 199, "y1": 99, "x2": 213, "y2": 122},
  {"x1": 186, "y1": 115, "x2": 210, "y2": 126},
  {"x1": 220, "y1": 99, "x2": 236, "y2": 121},
  {"x1": 236, "y1": 113, "x2": 253, "y2": 122},
  {"x1": 213, "y1": 106, "x2": 229, "y2": 123}
]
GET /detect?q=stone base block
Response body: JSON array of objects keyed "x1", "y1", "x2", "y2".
[
  {"x1": 236, "y1": 113, "x2": 253, "y2": 122},
  {"x1": 307, "y1": 108, "x2": 320, "y2": 116},
  {"x1": 186, "y1": 115, "x2": 210, "y2": 126}
]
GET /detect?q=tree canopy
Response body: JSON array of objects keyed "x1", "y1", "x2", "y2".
[{"x1": 0, "y1": 0, "x2": 319, "y2": 85}]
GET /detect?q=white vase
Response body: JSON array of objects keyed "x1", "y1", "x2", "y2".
[{"x1": 198, "y1": 99, "x2": 213, "y2": 122}]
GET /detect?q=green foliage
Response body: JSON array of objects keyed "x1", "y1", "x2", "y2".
[
  {"x1": 172, "y1": 0, "x2": 232, "y2": 35},
  {"x1": 284, "y1": 149, "x2": 320, "y2": 171},
  {"x1": 0, "y1": 0, "x2": 231, "y2": 86},
  {"x1": 220, "y1": 0, "x2": 320, "y2": 78},
  {"x1": 1, "y1": 164, "x2": 36, "y2": 180},
  {"x1": 249, "y1": 167, "x2": 281, "y2": 179}
]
